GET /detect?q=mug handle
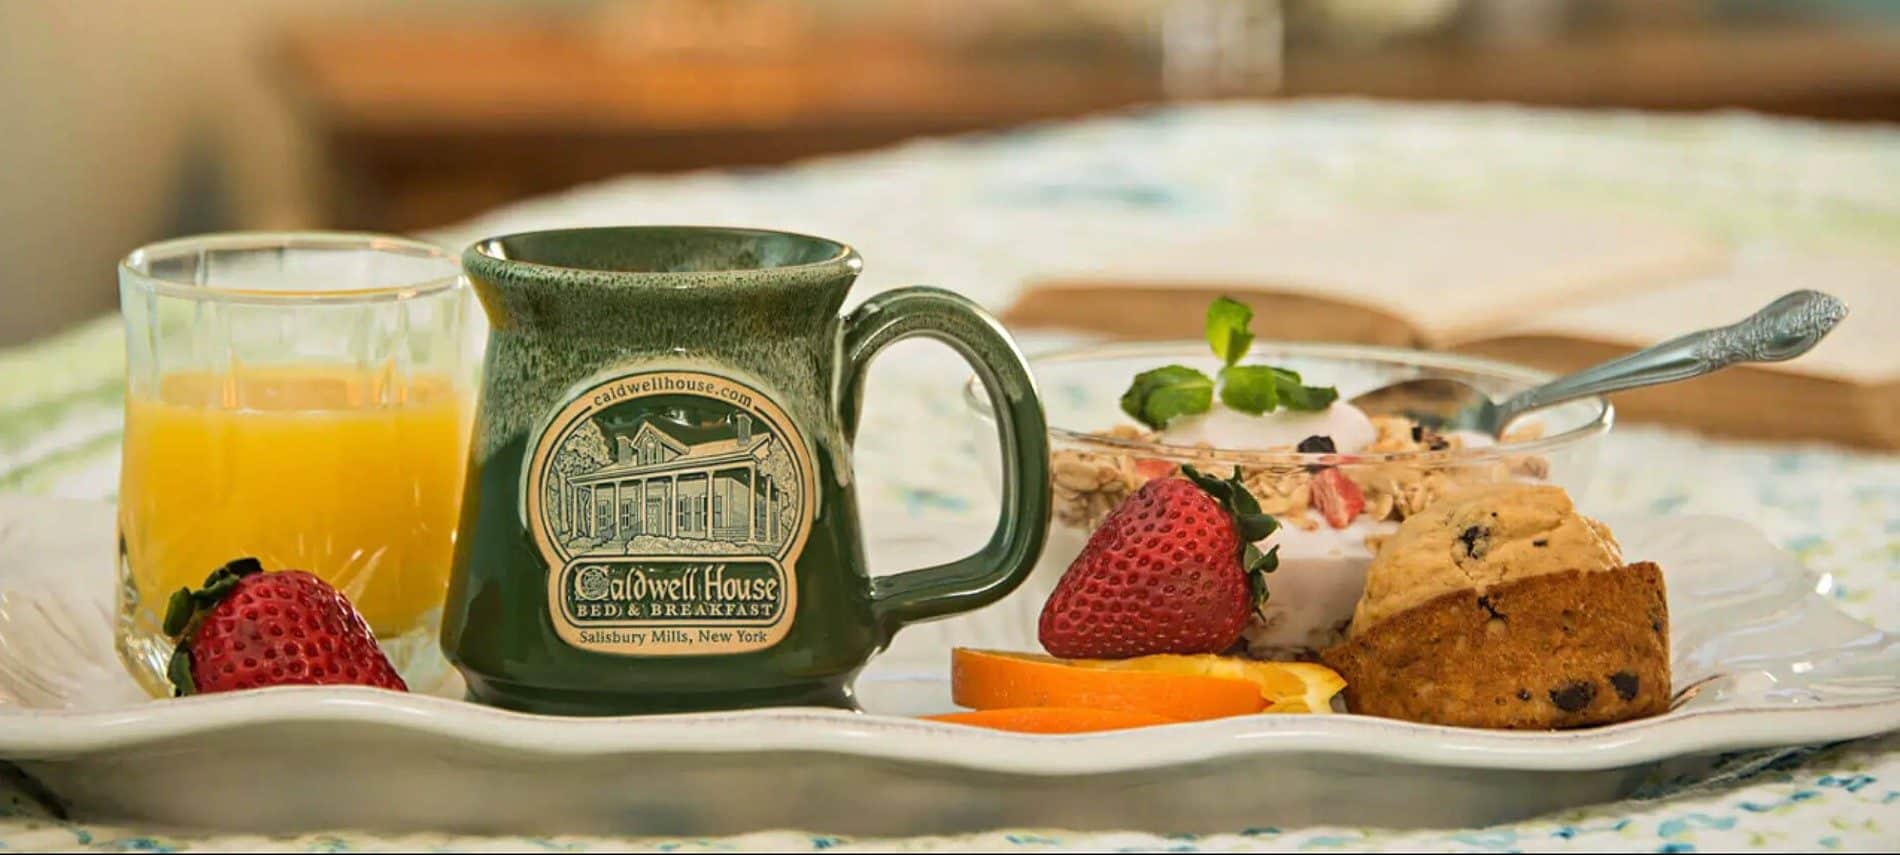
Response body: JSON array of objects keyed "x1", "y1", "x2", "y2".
[{"x1": 839, "y1": 287, "x2": 1051, "y2": 645}]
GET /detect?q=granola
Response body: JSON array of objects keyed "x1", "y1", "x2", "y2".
[{"x1": 1050, "y1": 417, "x2": 1552, "y2": 547}]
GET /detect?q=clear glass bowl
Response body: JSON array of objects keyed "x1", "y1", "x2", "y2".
[{"x1": 964, "y1": 340, "x2": 1613, "y2": 658}]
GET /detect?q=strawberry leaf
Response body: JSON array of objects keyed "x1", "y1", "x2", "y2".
[
  {"x1": 1181, "y1": 466, "x2": 1281, "y2": 606},
  {"x1": 1246, "y1": 543, "x2": 1281, "y2": 574},
  {"x1": 1181, "y1": 464, "x2": 1233, "y2": 501},
  {"x1": 1246, "y1": 544, "x2": 1280, "y2": 613},
  {"x1": 169, "y1": 557, "x2": 263, "y2": 639},
  {"x1": 166, "y1": 644, "x2": 196, "y2": 697},
  {"x1": 162, "y1": 588, "x2": 194, "y2": 637},
  {"x1": 192, "y1": 557, "x2": 262, "y2": 605},
  {"x1": 165, "y1": 557, "x2": 266, "y2": 696}
]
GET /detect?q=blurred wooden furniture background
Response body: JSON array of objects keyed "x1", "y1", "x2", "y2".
[
  {"x1": 280, "y1": 24, "x2": 1160, "y2": 233},
  {"x1": 281, "y1": 19, "x2": 1900, "y2": 233}
]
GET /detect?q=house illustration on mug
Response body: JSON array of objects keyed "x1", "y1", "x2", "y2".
[{"x1": 543, "y1": 408, "x2": 794, "y2": 554}]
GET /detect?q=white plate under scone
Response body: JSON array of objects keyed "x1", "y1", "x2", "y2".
[{"x1": 0, "y1": 495, "x2": 1894, "y2": 836}]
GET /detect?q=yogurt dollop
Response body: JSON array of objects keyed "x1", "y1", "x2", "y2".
[{"x1": 1158, "y1": 401, "x2": 1377, "y2": 453}]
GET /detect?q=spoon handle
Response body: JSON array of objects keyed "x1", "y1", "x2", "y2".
[{"x1": 1494, "y1": 290, "x2": 1848, "y2": 430}]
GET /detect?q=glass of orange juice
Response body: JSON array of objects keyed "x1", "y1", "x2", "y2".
[{"x1": 116, "y1": 232, "x2": 478, "y2": 695}]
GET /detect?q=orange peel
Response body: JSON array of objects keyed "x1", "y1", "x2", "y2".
[
  {"x1": 924, "y1": 706, "x2": 1177, "y2": 733},
  {"x1": 950, "y1": 648, "x2": 1268, "y2": 721}
]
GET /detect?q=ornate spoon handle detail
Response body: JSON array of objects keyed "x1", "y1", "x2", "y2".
[
  {"x1": 1686, "y1": 290, "x2": 1853, "y2": 367},
  {"x1": 1494, "y1": 290, "x2": 1849, "y2": 431}
]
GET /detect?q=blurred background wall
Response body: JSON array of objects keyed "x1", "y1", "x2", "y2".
[
  {"x1": 0, "y1": 0, "x2": 527, "y2": 343},
  {"x1": 3, "y1": 0, "x2": 1897, "y2": 345}
]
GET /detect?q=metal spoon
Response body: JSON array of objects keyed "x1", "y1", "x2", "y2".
[{"x1": 1348, "y1": 290, "x2": 1849, "y2": 436}]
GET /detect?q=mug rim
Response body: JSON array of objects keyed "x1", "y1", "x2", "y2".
[{"x1": 464, "y1": 225, "x2": 864, "y2": 284}]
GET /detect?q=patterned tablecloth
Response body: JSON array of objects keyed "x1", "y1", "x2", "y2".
[{"x1": 2, "y1": 101, "x2": 1896, "y2": 851}]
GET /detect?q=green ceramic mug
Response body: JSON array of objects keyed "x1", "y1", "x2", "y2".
[{"x1": 444, "y1": 226, "x2": 1050, "y2": 715}]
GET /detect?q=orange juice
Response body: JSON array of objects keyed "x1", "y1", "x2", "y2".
[{"x1": 118, "y1": 367, "x2": 471, "y2": 644}]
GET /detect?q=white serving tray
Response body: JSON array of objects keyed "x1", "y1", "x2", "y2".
[{"x1": 0, "y1": 495, "x2": 1894, "y2": 836}]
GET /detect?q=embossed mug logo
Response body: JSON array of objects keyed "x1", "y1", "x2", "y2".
[{"x1": 525, "y1": 370, "x2": 815, "y2": 655}]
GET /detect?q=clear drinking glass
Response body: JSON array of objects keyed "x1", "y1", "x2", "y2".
[{"x1": 116, "y1": 232, "x2": 478, "y2": 696}]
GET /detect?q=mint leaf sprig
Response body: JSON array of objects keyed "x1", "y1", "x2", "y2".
[
  {"x1": 1119, "y1": 365, "x2": 1213, "y2": 431},
  {"x1": 1220, "y1": 364, "x2": 1338, "y2": 415},
  {"x1": 1205, "y1": 296, "x2": 1254, "y2": 367},
  {"x1": 1119, "y1": 297, "x2": 1339, "y2": 430}
]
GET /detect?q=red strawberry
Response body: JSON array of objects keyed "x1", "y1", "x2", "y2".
[
  {"x1": 1310, "y1": 467, "x2": 1365, "y2": 529},
  {"x1": 162, "y1": 558, "x2": 407, "y2": 695},
  {"x1": 1039, "y1": 466, "x2": 1280, "y2": 659}
]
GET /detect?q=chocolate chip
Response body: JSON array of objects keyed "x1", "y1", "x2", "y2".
[
  {"x1": 1549, "y1": 681, "x2": 1597, "y2": 712},
  {"x1": 1531, "y1": 538, "x2": 1549, "y2": 548},
  {"x1": 1516, "y1": 689, "x2": 1532, "y2": 702},
  {"x1": 1297, "y1": 435, "x2": 1337, "y2": 454},
  {"x1": 1457, "y1": 525, "x2": 1490, "y2": 559},
  {"x1": 1610, "y1": 671, "x2": 1640, "y2": 701},
  {"x1": 1477, "y1": 595, "x2": 1505, "y2": 621},
  {"x1": 1427, "y1": 435, "x2": 1450, "y2": 451},
  {"x1": 1409, "y1": 425, "x2": 1424, "y2": 442}
]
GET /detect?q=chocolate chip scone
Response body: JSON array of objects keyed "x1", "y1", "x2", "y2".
[
  {"x1": 1321, "y1": 483, "x2": 1671, "y2": 729},
  {"x1": 1323, "y1": 562, "x2": 1669, "y2": 728}
]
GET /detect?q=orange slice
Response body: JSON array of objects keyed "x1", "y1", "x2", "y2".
[
  {"x1": 1077, "y1": 654, "x2": 1347, "y2": 714},
  {"x1": 950, "y1": 649, "x2": 1267, "y2": 721},
  {"x1": 924, "y1": 707, "x2": 1177, "y2": 733}
]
